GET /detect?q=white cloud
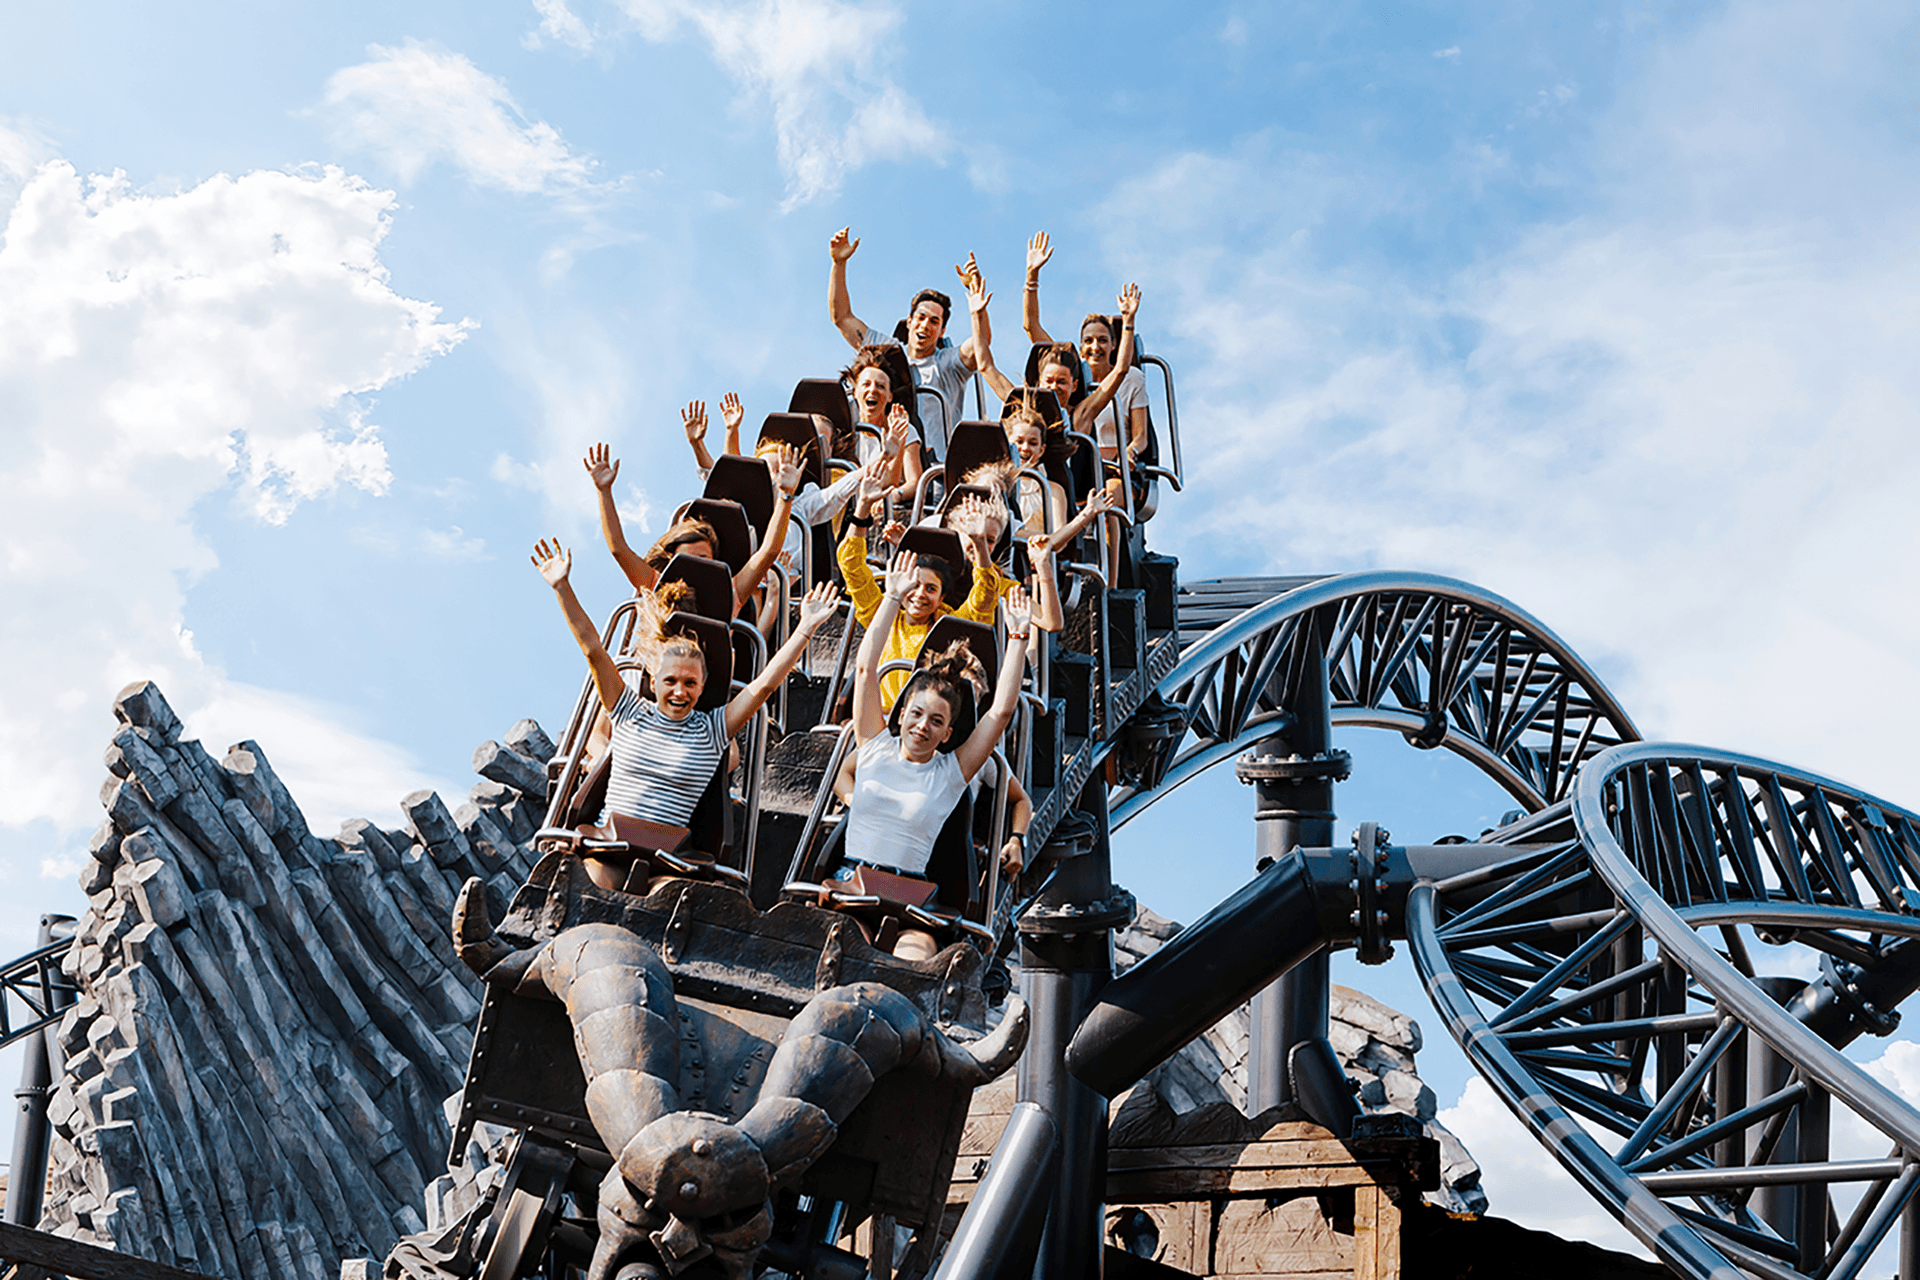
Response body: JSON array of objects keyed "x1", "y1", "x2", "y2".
[
  {"x1": 0, "y1": 156, "x2": 468, "y2": 833},
  {"x1": 317, "y1": 41, "x2": 597, "y2": 194},
  {"x1": 540, "y1": 0, "x2": 946, "y2": 206},
  {"x1": 1101, "y1": 1, "x2": 1920, "y2": 809},
  {"x1": 1438, "y1": 1077, "x2": 1646, "y2": 1255}
]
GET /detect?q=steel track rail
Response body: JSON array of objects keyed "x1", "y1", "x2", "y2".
[
  {"x1": 1410, "y1": 742, "x2": 1920, "y2": 1280},
  {"x1": 1109, "y1": 571, "x2": 1641, "y2": 825}
]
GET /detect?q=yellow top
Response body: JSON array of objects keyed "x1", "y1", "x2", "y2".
[{"x1": 838, "y1": 525, "x2": 1006, "y2": 707}]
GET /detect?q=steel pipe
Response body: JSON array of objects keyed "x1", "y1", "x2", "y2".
[{"x1": 931, "y1": 1102, "x2": 1059, "y2": 1280}]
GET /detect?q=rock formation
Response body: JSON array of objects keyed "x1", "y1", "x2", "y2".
[{"x1": 38, "y1": 681, "x2": 552, "y2": 1280}]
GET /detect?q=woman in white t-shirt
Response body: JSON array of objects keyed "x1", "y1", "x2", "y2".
[
  {"x1": 532, "y1": 538, "x2": 840, "y2": 891},
  {"x1": 1018, "y1": 231, "x2": 1152, "y2": 468},
  {"x1": 843, "y1": 551, "x2": 1033, "y2": 959}
]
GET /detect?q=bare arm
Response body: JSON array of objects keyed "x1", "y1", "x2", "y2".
[
  {"x1": 533, "y1": 540, "x2": 623, "y2": 713},
  {"x1": 1022, "y1": 232, "x2": 1054, "y2": 345},
  {"x1": 682, "y1": 401, "x2": 715, "y2": 475},
  {"x1": 853, "y1": 552, "x2": 916, "y2": 744},
  {"x1": 957, "y1": 586, "x2": 1033, "y2": 781},
  {"x1": 584, "y1": 445, "x2": 656, "y2": 592},
  {"x1": 726, "y1": 583, "x2": 840, "y2": 737},
  {"x1": 955, "y1": 253, "x2": 991, "y2": 371},
  {"x1": 828, "y1": 227, "x2": 868, "y2": 349},
  {"x1": 999, "y1": 770, "x2": 1033, "y2": 875},
  {"x1": 731, "y1": 445, "x2": 803, "y2": 613},
  {"x1": 1026, "y1": 535, "x2": 1063, "y2": 634},
  {"x1": 1047, "y1": 486, "x2": 1119, "y2": 555},
  {"x1": 1070, "y1": 283, "x2": 1140, "y2": 431},
  {"x1": 976, "y1": 341, "x2": 1016, "y2": 402},
  {"x1": 719, "y1": 392, "x2": 745, "y2": 458}
]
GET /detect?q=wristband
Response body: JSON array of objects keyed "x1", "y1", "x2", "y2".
[
  {"x1": 848, "y1": 513, "x2": 873, "y2": 528},
  {"x1": 1007, "y1": 630, "x2": 1029, "y2": 641},
  {"x1": 1009, "y1": 832, "x2": 1026, "y2": 844}
]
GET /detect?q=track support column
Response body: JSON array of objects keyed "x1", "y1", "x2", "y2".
[
  {"x1": 6, "y1": 914, "x2": 76, "y2": 1229},
  {"x1": 1017, "y1": 781, "x2": 1134, "y2": 1279},
  {"x1": 1237, "y1": 621, "x2": 1348, "y2": 1115}
]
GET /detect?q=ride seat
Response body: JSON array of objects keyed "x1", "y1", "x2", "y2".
[
  {"x1": 655, "y1": 553, "x2": 734, "y2": 622},
  {"x1": 942, "y1": 421, "x2": 1015, "y2": 492},
  {"x1": 703, "y1": 456, "x2": 776, "y2": 539},
  {"x1": 788, "y1": 379, "x2": 856, "y2": 464}
]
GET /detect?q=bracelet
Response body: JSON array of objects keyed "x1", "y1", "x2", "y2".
[
  {"x1": 1009, "y1": 832, "x2": 1026, "y2": 844},
  {"x1": 1007, "y1": 630, "x2": 1029, "y2": 641},
  {"x1": 848, "y1": 512, "x2": 873, "y2": 528}
]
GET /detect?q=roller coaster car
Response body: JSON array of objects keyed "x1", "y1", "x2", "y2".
[{"x1": 390, "y1": 846, "x2": 1017, "y2": 1280}]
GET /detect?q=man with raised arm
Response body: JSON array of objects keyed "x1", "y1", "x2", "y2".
[{"x1": 827, "y1": 227, "x2": 993, "y2": 463}]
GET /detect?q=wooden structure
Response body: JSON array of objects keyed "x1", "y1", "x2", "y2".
[{"x1": 949, "y1": 1078, "x2": 1436, "y2": 1280}]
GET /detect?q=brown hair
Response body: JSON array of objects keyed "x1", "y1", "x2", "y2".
[
  {"x1": 842, "y1": 346, "x2": 896, "y2": 399},
  {"x1": 1080, "y1": 313, "x2": 1120, "y2": 348},
  {"x1": 632, "y1": 580, "x2": 707, "y2": 680},
  {"x1": 963, "y1": 459, "x2": 1021, "y2": 502},
  {"x1": 644, "y1": 517, "x2": 721, "y2": 572},
  {"x1": 888, "y1": 640, "x2": 985, "y2": 749}
]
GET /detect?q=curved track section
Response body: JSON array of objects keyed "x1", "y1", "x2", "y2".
[
  {"x1": 0, "y1": 934, "x2": 76, "y2": 1052},
  {"x1": 1110, "y1": 571, "x2": 1641, "y2": 825},
  {"x1": 1412, "y1": 744, "x2": 1920, "y2": 1280}
]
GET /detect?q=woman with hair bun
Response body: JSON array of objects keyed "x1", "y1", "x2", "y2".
[
  {"x1": 841, "y1": 551, "x2": 1032, "y2": 958},
  {"x1": 531, "y1": 537, "x2": 841, "y2": 890}
]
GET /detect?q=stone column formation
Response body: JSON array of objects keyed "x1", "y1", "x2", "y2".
[{"x1": 40, "y1": 681, "x2": 555, "y2": 1280}]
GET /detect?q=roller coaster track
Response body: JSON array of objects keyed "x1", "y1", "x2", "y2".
[
  {"x1": 1080, "y1": 574, "x2": 1920, "y2": 1279},
  {"x1": 1106, "y1": 571, "x2": 1642, "y2": 826},
  {"x1": 1406, "y1": 746, "x2": 1920, "y2": 1280}
]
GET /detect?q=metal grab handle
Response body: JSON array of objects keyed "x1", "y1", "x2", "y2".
[{"x1": 787, "y1": 722, "x2": 859, "y2": 886}]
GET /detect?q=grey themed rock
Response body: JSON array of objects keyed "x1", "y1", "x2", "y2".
[
  {"x1": 471, "y1": 740, "x2": 547, "y2": 799},
  {"x1": 106, "y1": 726, "x2": 180, "y2": 809},
  {"x1": 220, "y1": 745, "x2": 279, "y2": 834},
  {"x1": 112, "y1": 681, "x2": 184, "y2": 742},
  {"x1": 450, "y1": 803, "x2": 514, "y2": 877},
  {"x1": 339, "y1": 819, "x2": 402, "y2": 873},
  {"x1": 504, "y1": 719, "x2": 556, "y2": 764},
  {"x1": 130, "y1": 858, "x2": 189, "y2": 928}
]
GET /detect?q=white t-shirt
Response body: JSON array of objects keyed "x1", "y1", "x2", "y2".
[
  {"x1": 783, "y1": 469, "x2": 865, "y2": 564},
  {"x1": 865, "y1": 326, "x2": 970, "y2": 462},
  {"x1": 1091, "y1": 366, "x2": 1148, "y2": 456},
  {"x1": 601, "y1": 691, "x2": 728, "y2": 827},
  {"x1": 843, "y1": 734, "x2": 968, "y2": 875}
]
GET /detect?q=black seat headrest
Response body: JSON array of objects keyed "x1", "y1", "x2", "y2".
[
  {"x1": 895, "y1": 525, "x2": 971, "y2": 608},
  {"x1": 676, "y1": 499, "x2": 754, "y2": 575},
  {"x1": 754, "y1": 413, "x2": 826, "y2": 491},
  {"x1": 656, "y1": 553, "x2": 735, "y2": 622},
  {"x1": 703, "y1": 455, "x2": 775, "y2": 536},
  {"x1": 788, "y1": 379, "x2": 855, "y2": 461}
]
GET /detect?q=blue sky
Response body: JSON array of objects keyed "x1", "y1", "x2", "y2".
[{"x1": 7, "y1": 0, "x2": 1920, "y2": 1254}]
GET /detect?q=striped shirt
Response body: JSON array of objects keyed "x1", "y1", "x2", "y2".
[{"x1": 600, "y1": 690, "x2": 728, "y2": 827}]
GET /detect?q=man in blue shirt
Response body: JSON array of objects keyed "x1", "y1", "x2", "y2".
[{"x1": 827, "y1": 226, "x2": 993, "y2": 463}]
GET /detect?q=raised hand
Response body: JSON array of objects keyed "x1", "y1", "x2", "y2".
[
  {"x1": 883, "y1": 406, "x2": 912, "y2": 457},
  {"x1": 1083, "y1": 485, "x2": 1121, "y2": 518},
  {"x1": 964, "y1": 269, "x2": 992, "y2": 315},
  {"x1": 881, "y1": 520, "x2": 907, "y2": 546},
  {"x1": 719, "y1": 392, "x2": 744, "y2": 434},
  {"x1": 955, "y1": 251, "x2": 982, "y2": 292},
  {"x1": 772, "y1": 443, "x2": 804, "y2": 496},
  {"x1": 796, "y1": 581, "x2": 842, "y2": 631},
  {"x1": 1027, "y1": 532, "x2": 1054, "y2": 564},
  {"x1": 829, "y1": 227, "x2": 860, "y2": 263},
  {"x1": 681, "y1": 401, "x2": 708, "y2": 444},
  {"x1": 952, "y1": 492, "x2": 990, "y2": 540},
  {"x1": 1118, "y1": 282, "x2": 1141, "y2": 321},
  {"x1": 1002, "y1": 583, "x2": 1033, "y2": 637},
  {"x1": 531, "y1": 538, "x2": 572, "y2": 588},
  {"x1": 1025, "y1": 231, "x2": 1052, "y2": 278},
  {"x1": 583, "y1": 444, "x2": 619, "y2": 490},
  {"x1": 883, "y1": 550, "x2": 917, "y2": 601},
  {"x1": 856, "y1": 465, "x2": 888, "y2": 510}
]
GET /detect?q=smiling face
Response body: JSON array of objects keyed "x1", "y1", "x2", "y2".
[
  {"x1": 906, "y1": 299, "x2": 947, "y2": 356},
  {"x1": 652, "y1": 652, "x2": 706, "y2": 719},
  {"x1": 1008, "y1": 418, "x2": 1046, "y2": 467},
  {"x1": 1038, "y1": 360, "x2": 1079, "y2": 406},
  {"x1": 1080, "y1": 318, "x2": 1115, "y2": 373},
  {"x1": 902, "y1": 566, "x2": 945, "y2": 623},
  {"x1": 897, "y1": 685, "x2": 956, "y2": 760},
  {"x1": 853, "y1": 366, "x2": 893, "y2": 424}
]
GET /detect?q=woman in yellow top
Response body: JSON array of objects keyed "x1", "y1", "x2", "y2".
[{"x1": 837, "y1": 471, "x2": 1003, "y2": 708}]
